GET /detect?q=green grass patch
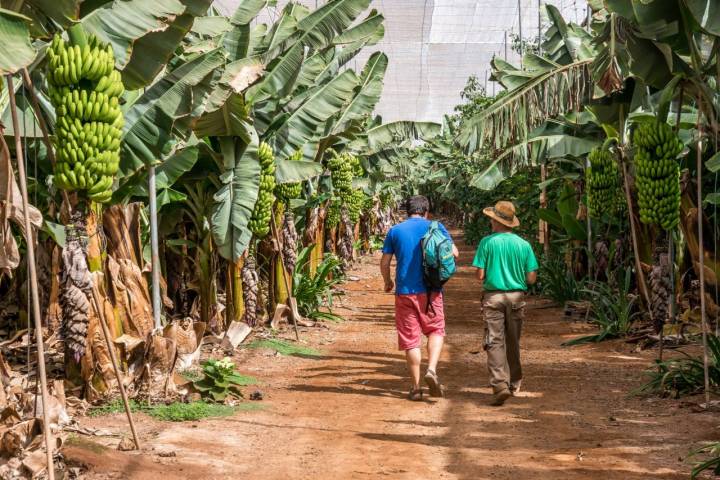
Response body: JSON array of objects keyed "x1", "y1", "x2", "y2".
[
  {"x1": 89, "y1": 399, "x2": 264, "y2": 422},
  {"x1": 246, "y1": 338, "x2": 321, "y2": 357},
  {"x1": 148, "y1": 402, "x2": 237, "y2": 422}
]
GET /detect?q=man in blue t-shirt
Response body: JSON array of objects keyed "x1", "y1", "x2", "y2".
[{"x1": 380, "y1": 195, "x2": 458, "y2": 401}]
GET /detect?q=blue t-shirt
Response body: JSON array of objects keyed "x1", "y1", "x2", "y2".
[{"x1": 382, "y1": 217, "x2": 452, "y2": 295}]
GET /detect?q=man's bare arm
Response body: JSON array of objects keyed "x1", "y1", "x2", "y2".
[
  {"x1": 380, "y1": 253, "x2": 394, "y2": 292},
  {"x1": 526, "y1": 270, "x2": 537, "y2": 285},
  {"x1": 475, "y1": 268, "x2": 485, "y2": 283},
  {"x1": 451, "y1": 244, "x2": 459, "y2": 258}
]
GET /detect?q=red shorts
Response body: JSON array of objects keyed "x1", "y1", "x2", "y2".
[{"x1": 394, "y1": 292, "x2": 446, "y2": 350}]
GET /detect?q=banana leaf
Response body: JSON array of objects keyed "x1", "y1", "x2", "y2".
[
  {"x1": 247, "y1": 0, "x2": 372, "y2": 103},
  {"x1": 0, "y1": 8, "x2": 35, "y2": 75},
  {"x1": 82, "y1": 0, "x2": 213, "y2": 90},
  {"x1": 268, "y1": 69, "x2": 359, "y2": 157},
  {"x1": 331, "y1": 51, "x2": 387, "y2": 134},
  {"x1": 211, "y1": 134, "x2": 261, "y2": 262},
  {"x1": 120, "y1": 49, "x2": 225, "y2": 178}
]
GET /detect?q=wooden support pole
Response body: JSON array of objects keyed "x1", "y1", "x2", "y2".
[
  {"x1": 89, "y1": 290, "x2": 141, "y2": 448},
  {"x1": 6, "y1": 74, "x2": 56, "y2": 480},
  {"x1": 696, "y1": 109, "x2": 711, "y2": 406}
]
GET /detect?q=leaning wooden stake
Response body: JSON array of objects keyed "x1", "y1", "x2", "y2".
[
  {"x1": 6, "y1": 75, "x2": 56, "y2": 480},
  {"x1": 696, "y1": 109, "x2": 711, "y2": 406},
  {"x1": 619, "y1": 151, "x2": 652, "y2": 310},
  {"x1": 89, "y1": 290, "x2": 141, "y2": 448}
]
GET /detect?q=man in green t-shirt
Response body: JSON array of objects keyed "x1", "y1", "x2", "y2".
[{"x1": 472, "y1": 201, "x2": 538, "y2": 406}]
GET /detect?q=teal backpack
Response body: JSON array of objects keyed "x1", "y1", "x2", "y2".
[{"x1": 421, "y1": 221, "x2": 456, "y2": 295}]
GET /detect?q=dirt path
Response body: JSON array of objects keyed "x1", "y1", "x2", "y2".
[{"x1": 67, "y1": 235, "x2": 718, "y2": 479}]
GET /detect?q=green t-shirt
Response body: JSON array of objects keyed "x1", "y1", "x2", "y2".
[{"x1": 472, "y1": 233, "x2": 539, "y2": 291}]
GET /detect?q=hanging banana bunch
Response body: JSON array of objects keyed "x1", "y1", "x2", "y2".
[
  {"x1": 325, "y1": 198, "x2": 341, "y2": 229},
  {"x1": 249, "y1": 142, "x2": 276, "y2": 238},
  {"x1": 281, "y1": 211, "x2": 298, "y2": 273},
  {"x1": 586, "y1": 147, "x2": 622, "y2": 219},
  {"x1": 47, "y1": 33, "x2": 124, "y2": 203},
  {"x1": 327, "y1": 151, "x2": 354, "y2": 198},
  {"x1": 649, "y1": 252, "x2": 671, "y2": 333},
  {"x1": 275, "y1": 150, "x2": 303, "y2": 204},
  {"x1": 346, "y1": 189, "x2": 365, "y2": 224},
  {"x1": 241, "y1": 254, "x2": 259, "y2": 327},
  {"x1": 633, "y1": 120, "x2": 683, "y2": 231}
]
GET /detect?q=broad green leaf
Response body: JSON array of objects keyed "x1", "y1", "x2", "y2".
[
  {"x1": 684, "y1": 0, "x2": 720, "y2": 35},
  {"x1": 562, "y1": 213, "x2": 587, "y2": 241},
  {"x1": 248, "y1": 0, "x2": 372, "y2": 103},
  {"x1": 332, "y1": 51, "x2": 387, "y2": 133},
  {"x1": 230, "y1": 0, "x2": 267, "y2": 24},
  {"x1": 24, "y1": 0, "x2": 84, "y2": 27},
  {"x1": 43, "y1": 221, "x2": 66, "y2": 247},
  {"x1": 705, "y1": 193, "x2": 720, "y2": 205},
  {"x1": 276, "y1": 159, "x2": 322, "y2": 183},
  {"x1": 120, "y1": 49, "x2": 225, "y2": 178},
  {"x1": 367, "y1": 121, "x2": 441, "y2": 151},
  {"x1": 269, "y1": 69, "x2": 359, "y2": 157},
  {"x1": 469, "y1": 164, "x2": 505, "y2": 191},
  {"x1": 193, "y1": 93, "x2": 253, "y2": 139},
  {"x1": 536, "y1": 208, "x2": 564, "y2": 230},
  {"x1": 192, "y1": 16, "x2": 231, "y2": 36},
  {"x1": 706, "y1": 152, "x2": 720, "y2": 173},
  {"x1": 0, "y1": 9, "x2": 36, "y2": 75},
  {"x1": 82, "y1": 0, "x2": 212, "y2": 90},
  {"x1": 333, "y1": 9, "x2": 383, "y2": 45},
  {"x1": 211, "y1": 135, "x2": 261, "y2": 262},
  {"x1": 220, "y1": 0, "x2": 267, "y2": 61}
]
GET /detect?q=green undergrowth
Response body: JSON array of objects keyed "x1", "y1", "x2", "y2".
[
  {"x1": 89, "y1": 399, "x2": 265, "y2": 422},
  {"x1": 245, "y1": 338, "x2": 321, "y2": 357}
]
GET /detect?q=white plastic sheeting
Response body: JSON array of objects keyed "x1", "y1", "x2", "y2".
[{"x1": 214, "y1": 0, "x2": 589, "y2": 122}]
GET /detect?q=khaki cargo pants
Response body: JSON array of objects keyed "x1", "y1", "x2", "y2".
[{"x1": 483, "y1": 291, "x2": 526, "y2": 394}]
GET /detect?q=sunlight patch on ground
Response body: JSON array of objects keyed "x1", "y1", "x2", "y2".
[
  {"x1": 540, "y1": 410, "x2": 580, "y2": 417},
  {"x1": 607, "y1": 355, "x2": 646, "y2": 361}
]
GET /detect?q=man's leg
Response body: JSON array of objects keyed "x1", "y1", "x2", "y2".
[
  {"x1": 505, "y1": 293, "x2": 525, "y2": 393},
  {"x1": 405, "y1": 347, "x2": 422, "y2": 390},
  {"x1": 395, "y1": 294, "x2": 423, "y2": 399},
  {"x1": 422, "y1": 292, "x2": 446, "y2": 397},
  {"x1": 426, "y1": 334, "x2": 443, "y2": 373},
  {"x1": 484, "y1": 293, "x2": 511, "y2": 404}
]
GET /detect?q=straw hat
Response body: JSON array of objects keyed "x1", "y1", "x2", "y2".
[{"x1": 483, "y1": 201, "x2": 520, "y2": 228}]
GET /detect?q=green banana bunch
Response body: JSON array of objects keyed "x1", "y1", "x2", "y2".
[
  {"x1": 633, "y1": 120, "x2": 683, "y2": 231},
  {"x1": 346, "y1": 189, "x2": 366, "y2": 224},
  {"x1": 327, "y1": 151, "x2": 355, "y2": 199},
  {"x1": 275, "y1": 150, "x2": 303, "y2": 203},
  {"x1": 326, "y1": 199, "x2": 341, "y2": 228},
  {"x1": 47, "y1": 33, "x2": 124, "y2": 203},
  {"x1": 249, "y1": 142, "x2": 276, "y2": 237},
  {"x1": 586, "y1": 147, "x2": 623, "y2": 219}
]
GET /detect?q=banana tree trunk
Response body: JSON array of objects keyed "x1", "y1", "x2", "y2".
[
  {"x1": 226, "y1": 258, "x2": 245, "y2": 325},
  {"x1": 273, "y1": 204, "x2": 291, "y2": 306}
]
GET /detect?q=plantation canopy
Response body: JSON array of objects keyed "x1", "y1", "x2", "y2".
[{"x1": 215, "y1": 0, "x2": 589, "y2": 122}]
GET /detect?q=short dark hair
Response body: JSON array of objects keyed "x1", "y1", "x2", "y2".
[{"x1": 406, "y1": 195, "x2": 429, "y2": 216}]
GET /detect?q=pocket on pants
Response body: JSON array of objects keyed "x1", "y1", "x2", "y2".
[
  {"x1": 511, "y1": 301, "x2": 526, "y2": 319},
  {"x1": 483, "y1": 326, "x2": 490, "y2": 351}
]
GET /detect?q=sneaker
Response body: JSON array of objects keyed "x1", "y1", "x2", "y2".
[
  {"x1": 408, "y1": 387, "x2": 423, "y2": 401},
  {"x1": 490, "y1": 388, "x2": 511, "y2": 406},
  {"x1": 424, "y1": 369, "x2": 444, "y2": 398},
  {"x1": 510, "y1": 380, "x2": 522, "y2": 396}
]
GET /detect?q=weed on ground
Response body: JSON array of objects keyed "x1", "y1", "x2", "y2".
[
  {"x1": 245, "y1": 338, "x2": 321, "y2": 357},
  {"x1": 89, "y1": 400, "x2": 265, "y2": 422}
]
